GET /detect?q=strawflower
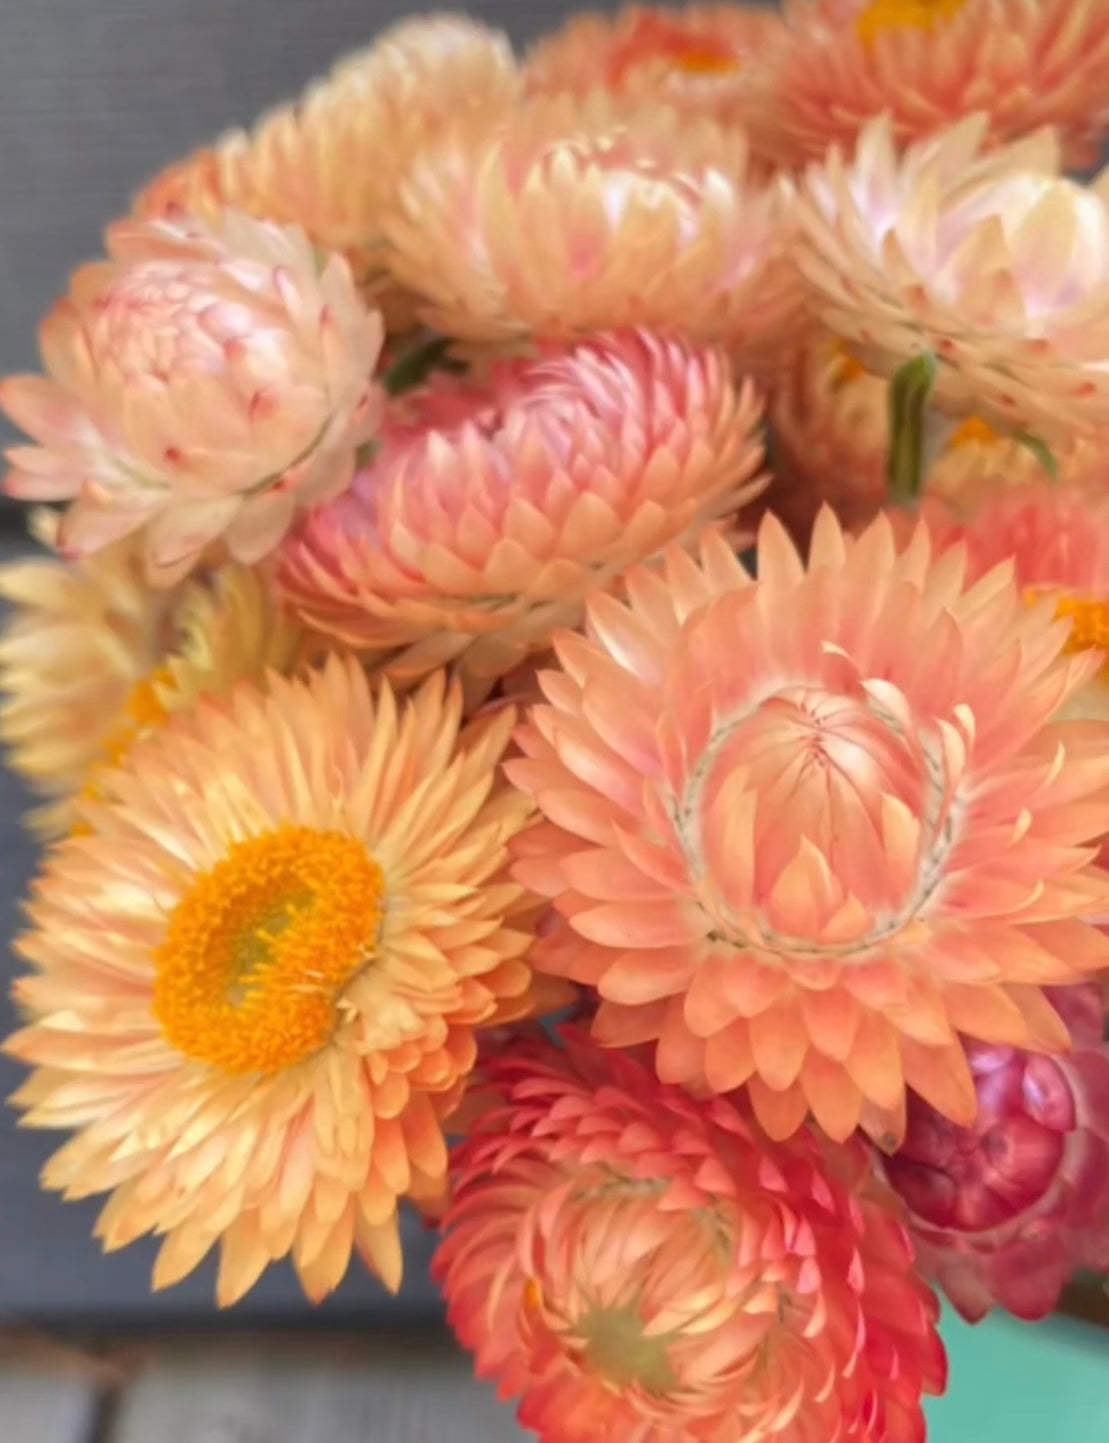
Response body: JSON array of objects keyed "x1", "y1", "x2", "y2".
[
  {"x1": 524, "y1": 3, "x2": 786, "y2": 157},
  {"x1": 766, "y1": 0, "x2": 1109, "y2": 171},
  {"x1": 277, "y1": 331, "x2": 767, "y2": 702},
  {"x1": 1, "y1": 211, "x2": 384, "y2": 585},
  {"x1": 881, "y1": 983, "x2": 1109, "y2": 1321},
  {"x1": 134, "y1": 14, "x2": 518, "y2": 326},
  {"x1": 796, "y1": 116, "x2": 1109, "y2": 442},
  {"x1": 0, "y1": 510, "x2": 308, "y2": 836},
  {"x1": 5, "y1": 659, "x2": 538, "y2": 1304},
  {"x1": 918, "y1": 473, "x2": 1109, "y2": 721},
  {"x1": 436, "y1": 1033, "x2": 946, "y2": 1443},
  {"x1": 510, "y1": 510, "x2": 1109, "y2": 1144},
  {"x1": 382, "y1": 93, "x2": 801, "y2": 359}
]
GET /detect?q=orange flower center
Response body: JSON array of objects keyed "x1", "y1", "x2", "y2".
[
  {"x1": 153, "y1": 825, "x2": 384, "y2": 1076},
  {"x1": 856, "y1": 0, "x2": 968, "y2": 43},
  {"x1": 610, "y1": 17, "x2": 741, "y2": 81},
  {"x1": 72, "y1": 668, "x2": 176, "y2": 831},
  {"x1": 945, "y1": 415, "x2": 999, "y2": 450},
  {"x1": 1028, "y1": 589, "x2": 1109, "y2": 673}
]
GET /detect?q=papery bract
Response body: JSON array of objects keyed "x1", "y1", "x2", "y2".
[
  {"x1": 277, "y1": 330, "x2": 767, "y2": 702},
  {"x1": 5, "y1": 659, "x2": 540, "y2": 1305},
  {"x1": 919, "y1": 474, "x2": 1109, "y2": 721},
  {"x1": 0, "y1": 510, "x2": 309, "y2": 836},
  {"x1": 436, "y1": 1033, "x2": 945, "y2": 1443},
  {"x1": 510, "y1": 509, "x2": 1109, "y2": 1143},
  {"x1": 383, "y1": 93, "x2": 802, "y2": 360},
  {"x1": 767, "y1": 0, "x2": 1109, "y2": 171},
  {"x1": 524, "y1": 3, "x2": 786, "y2": 160},
  {"x1": 797, "y1": 116, "x2": 1109, "y2": 441},
  {"x1": 134, "y1": 14, "x2": 518, "y2": 327},
  {"x1": 882, "y1": 983, "x2": 1109, "y2": 1321},
  {"x1": 1, "y1": 212, "x2": 384, "y2": 585}
]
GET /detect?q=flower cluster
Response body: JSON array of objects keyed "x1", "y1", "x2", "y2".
[{"x1": 1, "y1": 6, "x2": 1107, "y2": 1441}]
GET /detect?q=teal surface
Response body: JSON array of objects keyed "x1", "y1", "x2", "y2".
[{"x1": 926, "y1": 1309, "x2": 1107, "y2": 1439}]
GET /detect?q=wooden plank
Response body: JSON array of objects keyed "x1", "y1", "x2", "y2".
[
  {"x1": 109, "y1": 1344, "x2": 533, "y2": 1443},
  {"x1": 0, "y1": 1368, "x2": 100, "y2": 1443}
]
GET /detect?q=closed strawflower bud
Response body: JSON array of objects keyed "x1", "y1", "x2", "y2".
[
  {"x1": 881, "y1": 984, "x2": 1109, "y2": 1322},
  {"x1": 1, "y1": 211, "x2": 384, "y2": 586},
  {"x1": 277, "y1": 330, "x2": 767, "y2": 703}
]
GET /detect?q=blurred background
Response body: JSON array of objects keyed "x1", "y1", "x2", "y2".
[{"x1": 0, "y1": 2, "x2": 1104, "y2": 1440}]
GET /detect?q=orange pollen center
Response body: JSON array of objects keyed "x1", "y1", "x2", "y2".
[
  {"x1": 831, "y1": 346, "x2": 868, "y2": 387},
  {"x1": 72, "y1": 668, "x2": 175, "y2": 832},
  {"x1": 152, "y1": 824, "x2": 384, "y2": 1076},
  {"x1": 856, "y1": 0, "x2": 968, "y2": 44},
  {"x1": 611, "y1": 21, "x2": 740, "y2": 80},
  {"x1": 1027, "y1": 589, "x2": 1109, "y2": 671},
  {"x1": 945, "y1": 415, "x2": 1000, "y2": 450}
]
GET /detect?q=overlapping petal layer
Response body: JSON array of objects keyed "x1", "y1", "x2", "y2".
[
  {"x1": 437, "y1": 1034, "x2": 945, "y2": 1443},
  {"x1": 5, "y1": 659, "x2": 539, "y2": 1304},
  {"x1": 510, "y1": 510, "x2": 1109, "y2": 1142}
]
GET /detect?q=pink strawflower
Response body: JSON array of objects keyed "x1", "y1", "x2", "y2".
[
  {"x1": 436, "y1": 1033, "x2": 945, "y2": 1443},
  {"x1": 277, "y1": 331, "x2": 766, "y2": 701},
  {"x1": 382, "y1": 93, "x2": 801, "y2": 360},
  {"x1": 881, "y1": 984, "x2": 1109, "y2": 1321},
  {"x1": 797, "y1": 116, "x2": 1109, "y2": 442},
  {"x1": 509, "y1": 510, "x2": 1109, "y2": 1144},
  {"x1": 134, "y1": 15, "x2": 518, "y2": 330},
  {"x1": 1, "y1": 212, "x2": 384, "y2": 586},
  {"x1": 915, "y1": 472, "x2": 1109, "y2": 723},
  {"x1": 766, "y1": 0, "x2": 1109, "y2": 171},
  {"x1": 524, "y1": 4, "x2": 786, "y2": 160}
]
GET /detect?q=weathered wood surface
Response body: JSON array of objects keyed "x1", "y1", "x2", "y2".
[{"x1": 1, "y1": 1340, "x2": 534, "y2": 1443}]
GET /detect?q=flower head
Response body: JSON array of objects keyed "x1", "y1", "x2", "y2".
[
  {"x1": 797, "y1": 116, "x2": 1109, "y2": 441},
  {"x1": 134, "y1": 15, "x2": 518, "y2": 328},
  {"x1": 917, "y1": 473, "x2": 1109, "y2": 721},
  {"x1": 0, "y1": 511, "x2": 308, "y2": 836},
  {"x1": 5, "y1": 659, "x2": 538, "y2": 1304},
  {"x1": 436, "y1": 1033, "x2": 945, "y2": 1443},
  {"x1": 881, "y1": 983, "x2": 1109, "y2": 1321},
  {"x1": 1, "y1": 211, "x2": 384, "y2": 585},
  {"x1": 763, "y1": 340, "x2": 1073, "y2": 542},
  {"x1": 767, "y1": 0, "x2": 1109, "y2": 171},
  {"x1": 382, "y1": 93, "x2": 801, "y2": 358},
  {"x1": 509, "y1": 511, "x2": 1109, "y2": 1144},
  {"x1": 278, "y1": 331, "x2": 767, "y2": 702},
  {"x1": 524, "y1": 4, "x2": 786, "y2": 154}
]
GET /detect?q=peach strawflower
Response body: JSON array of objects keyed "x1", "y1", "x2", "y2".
[
  {"x1": 797, "y1": 116, "x2": 1109, "y2": 441},
  {"x1": 509, "y1": 510, "x2": 1109, "y2": 1145},
  {"x1": 0, "y1": 211, "x2": 384, "y2": 586},
  {"x1": 763, "y1": 340, "x2": 1076, "y2": 541},
  {"x1": 436, "y1": 1033, "x2": 946, "y2": 1443},
  {"x1": 917, "y1": 473, "x2": 1109, "y2": 722},
  {"x1": 382, "y1": 93, "x2": 801, "y2": 360},
  {"x1": 134, "y1": 15, "x2": 518, "y2": 326},
  {"x1": 881, "y1": 983, "x2": 1109, "y2": 1321},
  {"x1": 0, "y1": 510, "x2": 309, "y2": 836},
  {"x1": 5, "y1": 659, "x2": 538, "y2": 1305},
  {"x1": 766, "y1": 0, "x2": 1109, "y2": 171},
  {"x1": 524, "y1": 4, "x2": 786, "y2": 155},
  {"x1": 278, "y1": 331, "x2": 767, "y2": 702}
]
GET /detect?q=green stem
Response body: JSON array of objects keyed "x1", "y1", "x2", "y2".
[{"x1": 887, "y1": 352, "x2": 938, "y2": 505}]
